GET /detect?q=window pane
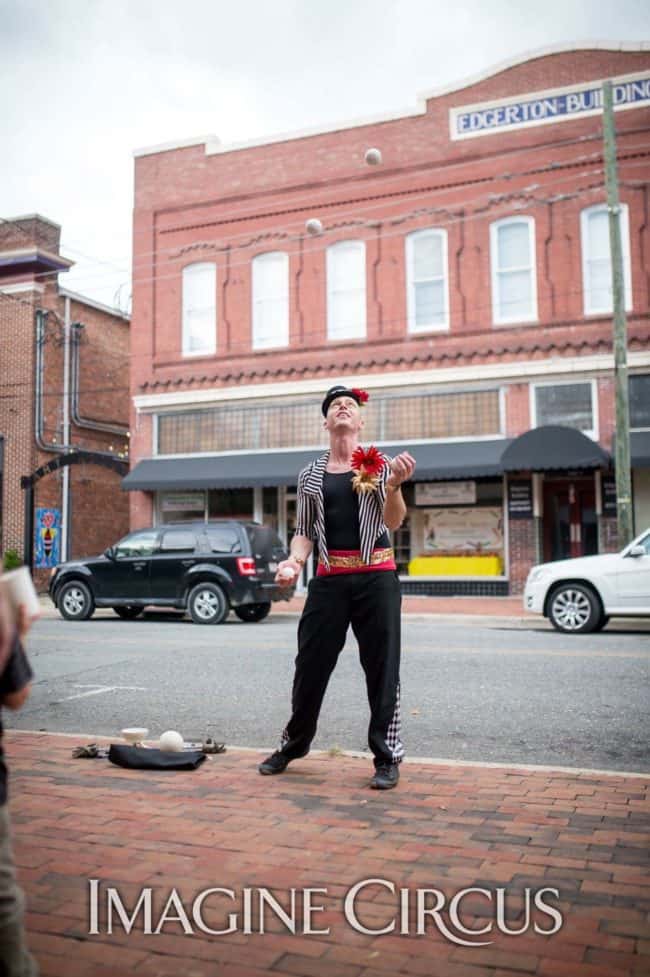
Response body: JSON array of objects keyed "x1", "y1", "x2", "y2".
[
  {"x1": 160, "y1": 531, "x2": 197, "y2": 552},
  {"x1": 498, "y1": 269, "x2": 532, "y2": 318},
  {"x1": 182, "y1": 263, "x2": 216, "y2": 353},
  {"x1": 587, "y1": 257, "x2": 612, "y2": 312},
  {"x1": 498, "y1": 222, "x2": 530, "y2": 269},
  {"x1": 253, "y1": 252, "x2": 289, "y2": 349},
  {"x1": 115, "y1": 531, "x2": 159, "y2": 558},
  {"x1": 413, "y1": 234, "x2": 443, "y2": 279},
  {"x1": 327, "y1": 242, "x2": 366, "y2": 339},
  {"x1": 535, "y1": 384, "x2": 593, "y2": 431},
  {"x1": 588, "y1": 210, "x2": 610, "y2": 260},
  {"x1": 630, "y1": 375, "x2": 650, "y2": 428},
  {"x1": 415, "y1": 280, "x2": 445, "y2": 326},
  {"x1": 207, "y1": 529, "x2": 241, "y2": 553}
]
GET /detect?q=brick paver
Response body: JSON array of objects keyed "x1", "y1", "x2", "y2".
[{"x1": 5, "y1": 732, "x2": 650, "y2": 976}]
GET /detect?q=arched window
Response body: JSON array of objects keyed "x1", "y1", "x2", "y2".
[
  {"x1": 490, "y1": 217, "x2": 537, "y2": 324},
  {"x1": 581, "y1": 204, "x2": 632, "y2": 315},
  {"x1": 406, "y1": 228, "x2": 449, "y2": 332},
  {"x1": 326, "y1": 240, "x2": 366, "y2": 340},
  {"x1": 182, "y1": 263, "x2": 216, "y2": 355},
  {"x1": 252, "y1": 251, "x2": 289, "y2": 349}
]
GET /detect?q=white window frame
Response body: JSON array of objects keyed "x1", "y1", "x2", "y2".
[
  {"x1": 405, "y1": 228, "x2": 450, "y2": 333},
  {"x1": 529, "y1": 378, "x2": 599, "y2": 441},
  {"x1": 326, "y1": 240, "x2": 366, "y2": 341},
  {"x1": 252, "y1": 251, "x2": 289, "y2": 350},
  {"x1": 490, "y1": 216, "x2": 538, "y2": 326},
  {"x1": 581, "y1": 203, "x2": 633, "y2": 316},
  {"x1": 182, "y1": 262, "x2": 216, "y2": 357}
]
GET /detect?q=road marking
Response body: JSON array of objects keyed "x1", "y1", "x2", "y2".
[{"x1": 63, "y1": 684, "x2": 147, "y2": 701}]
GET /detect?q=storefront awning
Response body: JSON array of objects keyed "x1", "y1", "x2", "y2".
[
  {"x1": 611, "y1": 431, "x2": 650, "y2": 468},
  {"x1": 122, "y1": 439, "x2": 513, "y2": 491},
  {"x1": 501, "y1": 425, "x2": 610, "y2": 472}
]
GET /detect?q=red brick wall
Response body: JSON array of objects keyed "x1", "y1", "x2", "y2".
[
  {"x1": 1, "y1": 217, "x2": 130, "y2": 584},
  {"x1": 509, "y1": 517, "x2": 538, "y2": 594}
]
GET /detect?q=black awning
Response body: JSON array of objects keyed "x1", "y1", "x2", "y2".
[
  {"x1": 501, "y1": 425, "x2": 610, "y2": 473},
  {"x1": 611, "y1": 431, "x2": 650, "y2": 468},
  {"x1": 122, "y1": 439, "x2": 512, "y2": 491}
]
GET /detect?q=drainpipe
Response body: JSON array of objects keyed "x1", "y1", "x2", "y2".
[
  {"x1": 70, "y1": 322, "x2": 128, "y2": 435},
  {"x1": 61, "y1": 298, "x2": 71, "y2": 560},
  {"x1": 34, "y1": 310, "x2": 65, "y2": 454}
]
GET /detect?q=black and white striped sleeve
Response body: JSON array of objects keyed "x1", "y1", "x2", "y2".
[{"x1": 295, "y1": 468, "x2": 316, "y2": 540}]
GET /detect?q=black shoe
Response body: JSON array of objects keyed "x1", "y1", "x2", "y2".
[
  {"x1": 370, "y1": 763, "x2": 399, "y2": 790},
  {"x1": 258, "y1": 751, "x2": 290, "y2": 775}
]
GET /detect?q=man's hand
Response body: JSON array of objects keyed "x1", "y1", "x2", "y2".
[
  {"x1": 387, "y1": 451, "x2": 416, "y2": 489},
  {"x1": 275, "y1": 559, "x2": 301, "y2": 588}
]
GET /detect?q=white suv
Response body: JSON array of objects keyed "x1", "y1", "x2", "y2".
[{"x1": 524, "y1": 528, "x2": 650, "y2": 634}]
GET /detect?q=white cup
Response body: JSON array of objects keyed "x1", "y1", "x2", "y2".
[{"x1": 0, "y1": 567, "x2": 41, "y2": 620}]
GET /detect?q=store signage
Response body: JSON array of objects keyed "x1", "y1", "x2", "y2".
[
  {"x1": 415, "y1": 481, "x2": 476, "y2": 506},
  {"x1": 160, "y1": 492, "x2": 205, "y2": 512},
  {"x1": 421, "y1": 506, "x2": 503, "y2": 554},
  {"x1": 602, "y1": 475, "x2": 617, "y2": 516},
  {"x1": 508, "y1": 480, "x2": 533, "y2": 519},
  {"x1": 449, "y1": 71, "x2": 650, "y2": 140}
]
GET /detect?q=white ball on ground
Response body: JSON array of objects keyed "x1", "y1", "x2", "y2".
[{"x1": 159, "y1": 730, "x2": 184, "y2": 752}]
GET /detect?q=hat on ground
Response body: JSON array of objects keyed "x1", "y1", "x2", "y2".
[{"x1": 321, "y1": 385, "x2": 368, "y2": 417}]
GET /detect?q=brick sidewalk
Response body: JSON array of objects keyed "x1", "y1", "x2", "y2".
[{"x1": 6, "y1": 732, "x2": 650, "y2": 976}]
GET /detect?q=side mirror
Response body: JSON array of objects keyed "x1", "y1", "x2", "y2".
[
  {"x1": 626, "y1": 545, "x2": 646, "y2": 559},
  {"x1": 104, "y1": 546, "x2": 116, "y2": 560}
]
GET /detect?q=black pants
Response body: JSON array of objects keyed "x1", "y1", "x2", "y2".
[{"x1": 279, "y1": 570, "x2": 403, "y2": 767}]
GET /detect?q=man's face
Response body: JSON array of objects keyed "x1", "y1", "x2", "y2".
[{"x1": 325, "y1": 396, "x2": 363, "y2": 434}]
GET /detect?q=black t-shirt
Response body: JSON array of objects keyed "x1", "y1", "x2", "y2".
[
  {"x1": 323, "y1": 471, "x2": 390, "y2": 551},
  {"x1": 0, "y1": 634, "x2": 33, "y2": 805}
]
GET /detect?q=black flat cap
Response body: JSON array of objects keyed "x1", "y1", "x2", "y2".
[{"x1": 321, "y1": 385, "x2": 363, "y2": 417}]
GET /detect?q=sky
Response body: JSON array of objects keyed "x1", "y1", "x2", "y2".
[{"x1": 1, "y1": 0, "x2": 649, "y2": 311}]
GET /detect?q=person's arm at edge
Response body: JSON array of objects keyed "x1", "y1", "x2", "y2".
[{"x1": 1, "y1": 604, "x2": 35, "y2": 710}]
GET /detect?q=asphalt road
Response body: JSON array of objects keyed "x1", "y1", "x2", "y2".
[{"x1": 7, "y1": 609, "x2": 650, "y2": 773}]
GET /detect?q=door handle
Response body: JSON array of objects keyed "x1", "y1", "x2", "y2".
[
  {"x1": 133, "y1": 563, "x2": 147, "y2": 570},
  {"x1": 181, "y1": 560, "x2": 196, "y2": 566}
]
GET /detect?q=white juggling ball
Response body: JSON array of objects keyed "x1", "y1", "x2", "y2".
[
  {"x1": 159, "y1": 730, "x2": 184, "y2": 752},
  {"x1": 305, "y1": 218, "x2": 323, "y2": 236}
]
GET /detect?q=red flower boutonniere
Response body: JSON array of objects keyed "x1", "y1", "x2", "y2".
[
  {"x1": 351, "y1": 445, "x2": 385, "y2": 495},
  {"x1": 351, "y1": 388, "x2": 369, "y2": 406}
]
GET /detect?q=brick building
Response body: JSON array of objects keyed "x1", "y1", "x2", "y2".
[
  {"x1": 125, "y1": 43, "x2": 650, "y2": 594},
  {"x1": 0, "y1": 215, "x2": 130, "y2": 589}
]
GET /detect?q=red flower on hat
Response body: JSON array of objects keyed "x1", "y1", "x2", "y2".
[
  {"x1": 351, "y1": 388, "x2": 369, "y2": 406},
  {"x1": 351, "y1": 445, "x2": 385, "y2": 494}
]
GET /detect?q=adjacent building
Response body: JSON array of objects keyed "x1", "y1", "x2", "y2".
[
  {"x1": 0, "y1": 215, "x2": 130, "y2": 589},
  {"x1": 125, "y1": 43, "x2": 650, "y2": 593}
]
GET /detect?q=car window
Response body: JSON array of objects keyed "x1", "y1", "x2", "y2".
[
  {"x1": 207, "y1": 528, "x2": 241, "y2": 553},
  {"x1": 635, "y1": 532, "x2": 650, "y2": 555},
  {"x1": 246, "y1": 525, "x2": 285, "y2": 559},
  {"x1": 114, "y1": 531, "x2": 159, "y2": 558},
  {"x1": 160, "y1": 530, "x2": 197, "y2": 553}
]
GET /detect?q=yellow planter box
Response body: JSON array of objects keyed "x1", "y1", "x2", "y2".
[{"x1": 408, "y1": 555, "x2": 502, "y2": 577}]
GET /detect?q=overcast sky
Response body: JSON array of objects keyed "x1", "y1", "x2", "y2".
[{"x1": 2, "y1": 0, "x2": 649, "y2": 310}]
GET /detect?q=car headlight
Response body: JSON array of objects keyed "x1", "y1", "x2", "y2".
[{"x1": 528, "y1": 566, "x2": 549, "y2": 584}]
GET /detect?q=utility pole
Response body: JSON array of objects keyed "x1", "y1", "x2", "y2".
[{"x1": 602, "y1": 80, "x2": 633, "y2": 547}]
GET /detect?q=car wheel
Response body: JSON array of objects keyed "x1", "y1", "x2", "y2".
[
  {"x1": 58, "y1": 580, "x2": 95, "y2": 621},
  {"x1": 592, "y1": 613, "x2": 610, "y2": 632},
  {"x1": 234, "y1": 602, "x2": 271, "y2": 623},
  {"x1": 548, "y1": 583, "x2": 601, "y2": 634},
  {"x1": 188, "y1": 583, "x2": 228, "y2": 625},
  {"x1": 113, "y1": 606, "x2": 144, "y2": 620}
]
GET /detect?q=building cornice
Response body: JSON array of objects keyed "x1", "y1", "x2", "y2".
[
  {"x1": 133, "y1": 349, "x2": 650, "y2": 412},
  {"x1": 133, "y1": 41, "x2": 650, "y2": 160}
]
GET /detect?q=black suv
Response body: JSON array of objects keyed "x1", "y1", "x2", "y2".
[{"x1": 49, "y1": 521, "x2": 294, "y2": 624}]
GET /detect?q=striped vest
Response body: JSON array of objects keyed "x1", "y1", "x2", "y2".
[{"x1": 294, "y1": 449, "x2": 392, "y2": 570}]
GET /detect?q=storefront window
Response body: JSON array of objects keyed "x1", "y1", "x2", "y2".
[
  {"x1": 158, "y1": 491, "x2": 206, "y2": 524},
  {"x1": 208, "y1": 488, "x2": 254, "y2": 520},
  {"x1": 406, "y1": 480, "x2": 504, "y2": 577},
  {"x1": 533, "y1": 382, "x2": 595, "y2": 437},
  {"x1": 630, "y1": 375, "x2": 650, "y2": 429},
  {"x1": 263, "y1": 486, "x2": 278, "y2": 532}
]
